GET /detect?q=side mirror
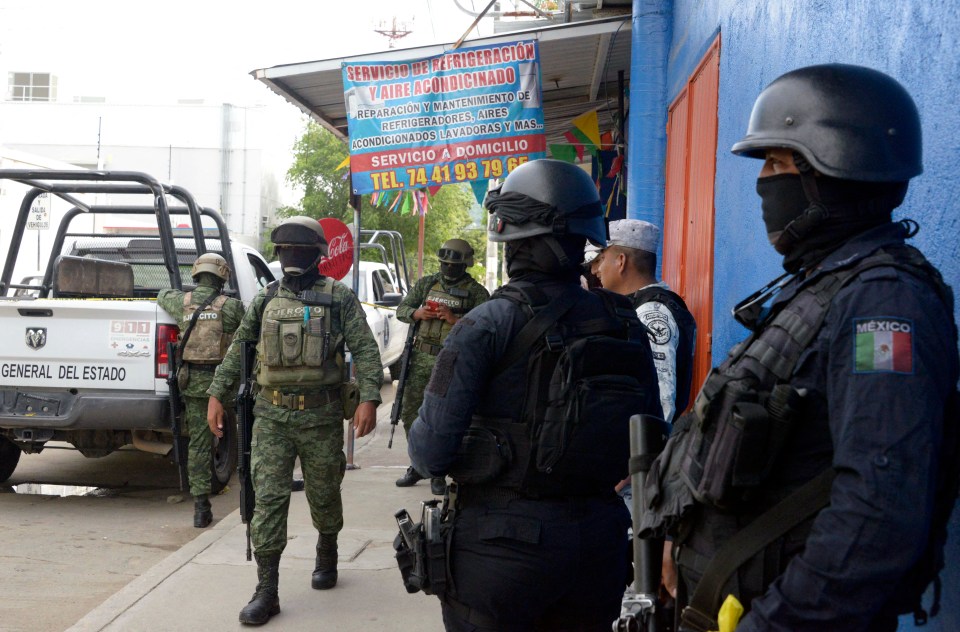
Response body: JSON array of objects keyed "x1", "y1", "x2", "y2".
[{"x1": 376, "y1": 292, "x2": 403, "y2": 307}]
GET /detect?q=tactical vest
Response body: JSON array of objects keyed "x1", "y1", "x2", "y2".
[
  {"x1": 672, "y1": 243, "x2": 959, "y2": 629},
  {"x1": 180, "y1": 292, "x2": 231, "y2": 364},
  {"x1": 630, "y1": 286, "x2": 697, "y2": 420},
  {"x1": 450, "y1": 283, "x2": 662, "y2": 499},
  {"x1": 418, "y1": 279, "x2": 471, "y2": 346},
  {"x1": 256, "y1": 278, "x2": 343, "y2": 388}
]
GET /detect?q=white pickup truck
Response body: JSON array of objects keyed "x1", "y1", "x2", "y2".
[{"x1": 0, "y1": 170, "x2": 274, "y2": 489}]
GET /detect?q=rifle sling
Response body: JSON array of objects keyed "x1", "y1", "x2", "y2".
[
  {"x1": 682, "y1": 467, "x2": 836, "y2": 630},
  {"x1": 175, "y1": 291, "x2": 220, "y2": 373}
]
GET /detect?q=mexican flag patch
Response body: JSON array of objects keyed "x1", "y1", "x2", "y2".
[{"x1": 854, "y1": 317, "x2": 913, "y2": 374}]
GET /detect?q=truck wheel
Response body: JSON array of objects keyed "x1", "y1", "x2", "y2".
[
  {"x1": 211, "y1": 408, "x2": 238, "y2": 494},
  {"x1": 0, "y1": 437, "x2": 22, "y2": 483}
]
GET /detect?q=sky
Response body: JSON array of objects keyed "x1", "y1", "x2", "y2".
[
  {"x1": 0, "y1": 0, "x2": 511, "y2": 198},
  {"x1": 0, "y1": 0, "x2": 499, "y2": 104}
]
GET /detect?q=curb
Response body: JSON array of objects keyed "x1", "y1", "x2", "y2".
[{"x1": 66, "y1": 509, "x2": 243, "y2": 632}]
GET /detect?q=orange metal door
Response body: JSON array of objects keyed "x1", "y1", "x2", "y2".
[{"x1": 661, "y1": 36, "x2": 721, "y2": 403}]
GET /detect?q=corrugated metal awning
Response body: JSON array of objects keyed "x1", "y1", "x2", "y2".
[{"x1": 251, "y1": 16, "x2": 631, "y2": 147}]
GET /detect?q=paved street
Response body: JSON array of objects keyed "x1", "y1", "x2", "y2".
[{"x1": 0, "y1": 378, "x2": 445, "y2": 632}]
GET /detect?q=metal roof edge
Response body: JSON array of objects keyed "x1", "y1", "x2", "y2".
[{"x1": 250, "y1": 15, "x2": 632, "y2": 81}]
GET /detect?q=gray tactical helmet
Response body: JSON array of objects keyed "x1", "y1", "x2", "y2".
[
  {"x1": 438, "y1": 238, "x2": 475, "y2": 267},
  {"x1": 270, "y1": 216, "x2": 329, "y2": 255},
  {"x1": 731, "y1": 63, "x2": 922, "y2": 182},
  {"x1": 485, "y1": 159, "x2": 606, "y2": 247},
  {"x1": 190, "y1": 252, "x2": 230, "y2": 282}
]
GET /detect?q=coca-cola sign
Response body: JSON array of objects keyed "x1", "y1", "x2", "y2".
[{"x1": 317, "y1": 218, "x2": 354, "y2": 280}]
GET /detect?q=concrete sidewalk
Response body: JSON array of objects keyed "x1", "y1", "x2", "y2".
[{"x1": 68, "y1": 409, "x2": 446, "y2": 632}]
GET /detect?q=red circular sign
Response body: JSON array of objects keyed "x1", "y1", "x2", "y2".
[{"x1": 317, "y1": 218, "x2": 354, "y2": 280}]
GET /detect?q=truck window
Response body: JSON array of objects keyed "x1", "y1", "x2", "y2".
[
  {"x1": 371, "y1": 270, "x2": 385, "y2": 302},
  {"x1": 247, "y1": 253, "x2": 273, "y2": 289},
  {"x1": 373, "y1": 269, "x2": 396, "y2": 295}
]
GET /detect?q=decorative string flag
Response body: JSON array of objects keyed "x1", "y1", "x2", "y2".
[
  {"x1": 469, "y1": 180, "x2": 490, "y2": 205},
  {"x1": 548, "y1": 108, "x2": 604, "y2": 163},
  {"x1": 565, "y1": 110, "x2": 602, "y2": 159},
  {"x1": 370, "y1": 189, "x2": 430, "y2": 216}
]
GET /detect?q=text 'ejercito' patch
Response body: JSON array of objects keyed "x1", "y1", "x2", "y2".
[{"x1": 853, "y1": 317, "x2": 913, "y2": 374}]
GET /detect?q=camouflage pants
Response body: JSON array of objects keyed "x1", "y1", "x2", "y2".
[
  {"x1": 250, "y1": 400, "x2": 346, "y2": 557},
  {"x1": 400, "y1": 350, "x2": 437, "y2": 436},
  {"x1": 184, "y1": 395, "x2": 213, "y2": 497}
]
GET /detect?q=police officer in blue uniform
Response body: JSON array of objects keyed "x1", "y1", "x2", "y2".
[
  {"x1": 662, "y1": 64, "x2": 959, "y2": 632},
  {"x1": 408, "y1": 158, "x2": 662, "y2": 631}
]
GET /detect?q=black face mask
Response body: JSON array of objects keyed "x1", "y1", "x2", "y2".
[
  {"x1": 277, "y1": 247, "x2": 321, "y2": 277},
  {"x1": 756, "y1": 174, "x2": 809, "y2": 236},
  {"x1": 440, "y1": 262, "x2": 466, "y2": 281}
]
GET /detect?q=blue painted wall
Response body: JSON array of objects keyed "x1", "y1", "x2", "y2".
[{"x1": 633, "y1": 1, "x2": 960, "y2": 629}]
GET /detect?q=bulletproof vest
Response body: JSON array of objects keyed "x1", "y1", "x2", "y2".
[
  {"x1": 676, "y1": 242, "x2": 959, "y2": 625},
  {"x1": 180, "y1": 292, "x2": 231, "y2": 364},
  {"x1": 256, "y1": 278, "x2": 343, "y2": 388},
  {"x1": 418, "y1": 278, "x2": 471, "y2": 346},
  {"x1": 630, "y1": 286, "x2": 697, "y2": 420},
  {"x1": 450, "y1": 282, "x2": 662, "y2": 498},
  {"x1": 681, "y1": 243, "x2": 953, "y2": 509}
]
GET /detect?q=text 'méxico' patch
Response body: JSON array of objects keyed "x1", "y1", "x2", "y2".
[{"x1": 853, "y1": 317, "x2": 913, "y2": 374}]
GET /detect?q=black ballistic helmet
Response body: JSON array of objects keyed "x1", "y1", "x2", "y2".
[
  {"x1": 270, "y1": 216, "x2": 329, "y2": 255},
  {"x1": 731, "y1": 63, "x2": 922, "y2": 182},
  {"x1": 485, "y1": 159, "x2": 606, "y2": 247},
  {"x1": 438, "y1": 238, "x2": 475, "y2": 267}
]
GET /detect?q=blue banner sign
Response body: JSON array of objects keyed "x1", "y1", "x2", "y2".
[{"x1": 342, "y1": 40, "x2": 546, "y2": 194}]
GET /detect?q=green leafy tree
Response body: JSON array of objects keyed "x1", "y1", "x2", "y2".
[{"x1": 281, "y1": 121, "x2": 486, "y2": 281}]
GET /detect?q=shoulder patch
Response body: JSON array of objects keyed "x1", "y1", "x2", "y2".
[
  {"x1": 853, "y1": 317, "x2": 913, "y2": 374},
  {"x1": 638, "y1": 305, "x2": 672, "y2": 345}
]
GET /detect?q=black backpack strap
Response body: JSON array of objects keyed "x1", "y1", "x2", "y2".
[
  {"x1": 255, "y1": 280, "x2": 281, "y2": 322},
  {"x1": 492, "y1": 287, "x2": 581, "y2": 376},
  {"x1": 681, "y1": 468, "x2": 837, "y2": 631}
]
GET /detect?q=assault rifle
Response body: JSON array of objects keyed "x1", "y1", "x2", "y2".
[
  {"x1": 165, "y1": 342, "x2": 187, "y2": 491},
  {"x1": 237, "y1": 339, "x2": 257, "y2": 561},
  {"x1": 615, "y1": 414, "x2": 670, "y2": 632},
  {"x1": 388, "y1": 321, "x2": 420, "y2": 449}
]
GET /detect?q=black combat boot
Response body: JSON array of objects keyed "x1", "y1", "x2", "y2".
[
  {"x1": 395, "y1": 466, "x2": 423, "y2": 487},
  {"x1": 193, "y1": 495, "x2": 212, "y2": 528},
  {"x1": 239, "y1": 553, "x2": 281, "y2": 625},
  {"x1": 430, "y1": 477, "x2": 447, "y2": 496},
  {"x1": 311, "y1": 533, "x2": 338, "y2": 590}
]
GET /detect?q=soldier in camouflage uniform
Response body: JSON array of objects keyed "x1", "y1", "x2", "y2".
[
  {"x1": 394, "y1": 239, "x2": 489, "y2": 495},
  {"x1": 206, "y1": 217, "x2": 382, "y2": 626},
  {"x1": 157, "y1": 253, "x2": 243, "y2": 528}
]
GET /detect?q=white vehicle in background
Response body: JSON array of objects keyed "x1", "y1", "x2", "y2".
[
  {"x1": 0, "y1": 170, "x2": 272, "y2": 488},
  {"x1": 267, "y1": 229, "x2": 412, "y2": 379}
]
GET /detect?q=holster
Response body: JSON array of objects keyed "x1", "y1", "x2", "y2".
[{"x1": 393, "y1": 503, "x2": 453, "y2": 599}]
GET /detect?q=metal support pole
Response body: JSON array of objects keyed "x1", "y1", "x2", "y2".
[{"x1": 346, "y1": 189, "x2": 362, "y2": 470}]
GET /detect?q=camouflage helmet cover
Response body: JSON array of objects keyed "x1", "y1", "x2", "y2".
[
  {"x1": 191, "y1": 252, "x2": 230, "y2": 282},
  {"x1": 438, "y1": 238, "x2": 475, "y2": 267}
]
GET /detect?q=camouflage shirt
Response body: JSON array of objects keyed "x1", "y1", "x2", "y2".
[
  {"x1": 157, "y1": 282, "x2": 244, "y2": 397},
  {"x1": 207, "y1": 278, "x2": 383, "y2": 406},
  {"x1": 396, "y1": 272, "x2": 490, "y2": 324}
]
